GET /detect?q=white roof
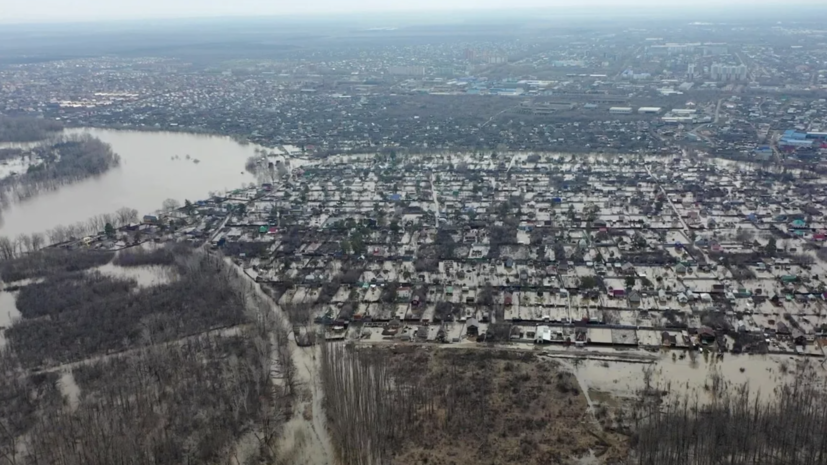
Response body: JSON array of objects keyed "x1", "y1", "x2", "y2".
[{"x1": 536, "y1": 325, "x2": 553, "y2": 342}]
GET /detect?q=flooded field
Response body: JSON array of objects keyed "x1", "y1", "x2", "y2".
[
  {"x1": 0, "y1": 128, "x2": 267, "y2": 237},
  {"x1": 542, "y1": 346, "x2": 813, "y2": 403}
]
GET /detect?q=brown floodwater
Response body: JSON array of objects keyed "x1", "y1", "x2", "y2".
[
  {"x1": 0, "y1": 128, "x2": 266, "y2": 237},
  {"x1": 551, "y1": 347, "x2": 816, "y2": 403}
]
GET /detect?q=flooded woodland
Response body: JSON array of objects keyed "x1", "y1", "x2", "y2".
[{"x1": 0, "y1": 244, "x2": 297, "y2": 465}]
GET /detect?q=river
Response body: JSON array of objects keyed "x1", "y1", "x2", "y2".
[{"x1": 0, "y1": 128, "x2": 269, "y2": 237}]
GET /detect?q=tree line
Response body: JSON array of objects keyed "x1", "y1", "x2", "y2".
[
  {"x1": 113, "y1": 246, "x2": 176, "y2": 267},
  {"x1": 0, "y1": 116, "x2": 63, "y2": 143},
  {"x1": 0, "y1": 206, "x2": 138, "y2": 262},
  {"x1": 0, "y1": 248, "x2": 114, "y2": 282}
]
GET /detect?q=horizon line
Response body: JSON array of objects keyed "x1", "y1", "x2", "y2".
[{"x1": 4, "y1": 3, "x2": 827, "y2": 27}]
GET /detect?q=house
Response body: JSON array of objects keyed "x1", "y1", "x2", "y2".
[
  {"x1": 535, "y1": 325, "x2": 552, "y2": 344},
  {"x1": 397, "y1": 287, "x2": 412, "y2": 302},
  {"x1": 466, "y1": 318, "x2": 480, "y2": 336},
  {"x1": 143, "y1": 215, "x2": 159, "y2": 224},
  {"x1": 792, "y1": 329, "x2": 807, "y2": 346},
  {"x1": 382, "y1": 319, "x2": 402, "y2": 336},
  {"x1": 698, "y1": 327, "x2": 716, "y2": 344}
]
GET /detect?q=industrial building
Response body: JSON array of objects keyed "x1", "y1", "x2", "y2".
[
  {"x1": 520, "y1": 102, "x2": 576, "y2": 114},
  {"x1": 662, "y1": 116, "x2": 695, "y2": 124},
  {"x1": 638, "y1": 107, "x2": 662, "y2": 115},
  {"x1": 779, "y1": 130, "x2": 827, "y2": 150},
  {"x1": 609, "y1": 107, "x2": 633, "y2": 115}
]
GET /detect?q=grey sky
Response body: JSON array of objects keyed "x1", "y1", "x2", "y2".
[{"x1": 0, "y1": 0, "x2": 820, "y2": 24}]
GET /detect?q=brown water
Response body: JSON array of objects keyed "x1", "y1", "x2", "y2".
[{"x1": 0, "y1": 128, "x2": 265, "y2": 237}]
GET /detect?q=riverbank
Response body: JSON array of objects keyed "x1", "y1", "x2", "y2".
[{"x1": 0, "y1": 127, "x2": 263, "y2": 237}]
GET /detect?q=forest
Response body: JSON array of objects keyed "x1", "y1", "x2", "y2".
[
  {"x1": 0, "y1": 116, "x2": 63, "y2": 143},
  {"x1": 0, "y1": 134, "x2": 120, "y2": 206},
  {"x1": 0, "y1": 206, "x2": 140, "y2": 261},
  {"x1": 320, "y1": 344, "x2": 628, "y2": 465},
  {"x1": 0, "y1": 245, "x2": 295, "y2": 465},
  {"x1": 0, "y1": 248, "x2": 114, "y2": 282},
  {"x1": 5, "y1": 246, "x2": 248, "y2": 368}
]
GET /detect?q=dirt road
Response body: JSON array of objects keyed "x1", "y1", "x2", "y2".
[{"x1": 248, "y1": 278, "x2": 335, "y2": 465}]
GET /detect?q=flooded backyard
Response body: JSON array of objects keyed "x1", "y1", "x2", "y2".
[{"x1": 0, "y1": 128, "x2": 269, "y2": 237}]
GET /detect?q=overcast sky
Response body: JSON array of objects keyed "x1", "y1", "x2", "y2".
[{"x1": 1, "y1": 0, "x2": 820, "y2": 24}]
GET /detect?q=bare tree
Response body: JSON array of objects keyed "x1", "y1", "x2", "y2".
[
  {"x1": 115, "y1": 207, "x2": 138, "y2": 226},
  {"x1": 29, "y1": 233, "x2": 44, "y2": 252},
  {"x1": 0, "y1": 236, "x2": 14, "y2": 260},
  {"x1": 14, "y1": 235, "x2": 31, "y2": 256},
  {"x1": 162, "y1": 198, "x2": 181, "y2": 212}
]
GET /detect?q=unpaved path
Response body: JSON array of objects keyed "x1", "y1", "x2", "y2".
[{"x1": 247, "y1": 278, "x2": 334, "y2": 465}]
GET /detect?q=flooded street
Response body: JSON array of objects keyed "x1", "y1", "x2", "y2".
[{"x1": 0, "y1": 128, "x2": 265, "y2": 237}]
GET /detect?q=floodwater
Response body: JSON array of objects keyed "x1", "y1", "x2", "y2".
[
  {"x1": 93, "y1": 262, "x2": 174, "y2": 288},
  {"x1": 546, "y1": 346, "x2": 814, "y2": 403},
  {"x1": 58, "y1": 371, "x2": 81, "y2": 412},
  {"x1": 0, "y1": 128, "x2": 267, "y2": 237},
  {"x1": 0, "y1": 289, "x2": 21, "y2": 347}
]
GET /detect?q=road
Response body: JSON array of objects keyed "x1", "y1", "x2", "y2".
[
  {"x1": 480, "y1": 104, "x2": 522, "y2": 129},
  {"x1": 430, "y1": 173, "x2": 440, "y2": 227},
  {"x1": 645, "y1": 163, "x2": 690, "y2": 232},
  {"x1": 714, "y1": 98, "x2": 723, "y2": 123},
  {"x1": 247, "y1": 276, "x2": 335, "y2": 465},
  {"x1": 506, "y1": 153, "x2": 518, "y2": 172}
]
